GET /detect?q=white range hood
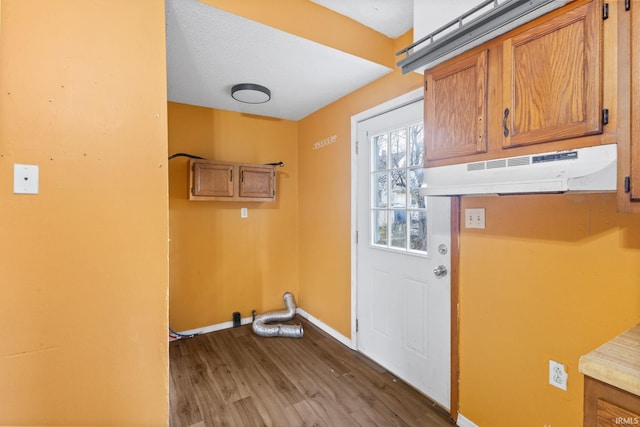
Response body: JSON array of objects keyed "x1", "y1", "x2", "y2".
[{"x1": 420, "y1": 144, "x2": 617, "y2": 196}]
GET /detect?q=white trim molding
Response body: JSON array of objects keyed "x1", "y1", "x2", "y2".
[
  {"x1": 457, "y1": 413, "x2": 480, "y2": 427},
  {"x1": 296, "y1": 307, "x2": 352, "y2": 348},
  {"x1": 169, "y1": 316, "x2": 253, "y2": 341}
]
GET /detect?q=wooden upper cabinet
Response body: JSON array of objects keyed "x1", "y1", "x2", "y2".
[
  {"x1": 630, "y1": 0, "x2": 640, "y2": 207},
  {"x1": 239, "y1": 165, "x2": 276, "y2": 199},
  {"x1": 424, "y1": 49, "x2": 489, "y2": 161},
  {"x1": 502, "y1": 0, "x2": 602, "y2": 148},
  {"x1": 189, "y1": 159, "x2": 276, "y2": 202},
  {"x1": 191, "y1": 161, "x2": 234, "y2": 198}
]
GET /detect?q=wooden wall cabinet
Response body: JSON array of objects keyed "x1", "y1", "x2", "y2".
[
  {"x1": 424, "y1": 49, "x2": 488, "y2": 161},
  {"x1": 502, "y1": 0, "x2": 601, "y2": 148},
  {"x1": 621, "y1": 0, "x2": 640, "y2": 212},
  {"x1": 584, "y1": 377, "x2": 640, "y2": 427},
  {"x1": 424, "y1": 0, "x2": 612, "y2": 166},
  {"x1": 189, "y1": 159, "x2": 276, "y2": 202}
]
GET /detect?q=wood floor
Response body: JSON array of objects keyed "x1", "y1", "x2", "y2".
[{"x1": 169, "y1": 316, "x2": 454, "y2": 427}]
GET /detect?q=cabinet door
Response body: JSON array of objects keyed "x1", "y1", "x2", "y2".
[
  {"x1": 191, "y1": 161, "x2": 234, "y2": 198},
  {"x1": 502, "y1": 0, "x2": 602, "y2": 148},
  {"x1": 239, "y1": 165, "x2": 275, "y2": 199},
  {"x1": 424, "y1": 49, "x2": 488, "y2": 161},
  {"x1": 631, "y1": 1, "x2": 640, "y2": 204},
  {"x1": 596, "y1": 399, "x2": 640, "y2": 427}
]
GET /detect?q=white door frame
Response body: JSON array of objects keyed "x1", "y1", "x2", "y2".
[{"x1": 349, "y1": 87, "x2": 425, "y2": 350}]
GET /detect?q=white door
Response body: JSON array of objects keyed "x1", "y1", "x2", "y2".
[{"x1": 355, "y1": 100, "x2": 451, "y2": 409}]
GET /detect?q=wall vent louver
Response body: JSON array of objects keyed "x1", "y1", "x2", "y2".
[
  {"x1": 486, "y1": 159, "x2": 507, "y2": 169},
  {"x1": 467, "y1": 162, "x2": 485, "y2": 171},
  {"x1": 507, "y1": 156, "x2": 531, "y2": 167}
]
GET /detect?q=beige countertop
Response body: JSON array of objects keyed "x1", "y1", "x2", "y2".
[{"x1": 579, "y1": 324, "x2": 640, "y2": 396}]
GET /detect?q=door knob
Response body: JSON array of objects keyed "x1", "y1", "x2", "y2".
[{"x1": 433, "y1": 265, "x2": 448, "y2": 278}]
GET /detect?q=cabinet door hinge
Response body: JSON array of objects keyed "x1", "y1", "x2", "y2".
[
  {"x1": 625, "y1": 0, "x2": 630, "y2": 11},
  {"x1": 603, "y1": 3, "x2": 609, "y2": 19},
  {"x1": 625, "y1": 176, "x2": 631, "y2": 193},
  {"x1": 191, "y1": 187, "x2": 195, "y2": 195},
  {"x1": 602, "y1": 108, "x2": 609, "y2": 125},
  {"x1": 424, "y1": 80, "x2": 428, "y2": 91}
]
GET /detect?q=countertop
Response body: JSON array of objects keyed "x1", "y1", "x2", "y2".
[{"x1": 579, "y1": 324, "x2": 640, "y2": 396}]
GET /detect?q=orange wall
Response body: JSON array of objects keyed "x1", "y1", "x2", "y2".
[
  {"x1": 297, "y1": 32, "x2": 423, "y2": 337},
  {"x1": 0, "y1": 0, "x2": 169, "y2": 425},
  {"x1": 168, "y1": 103, "x2": 299, "y2": 330},
  {"x1": 458, "y1": 194, "x2": 640, "y2": 426}
]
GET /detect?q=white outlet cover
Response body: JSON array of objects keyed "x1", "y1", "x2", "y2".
[
  {"x1": 464, "y1": 208, "x2": 485, "y2": 229},
  {"x1": 549, "y1": 360, "x2": 568, "y2": 391},
  {"x1": 241, "y1": 207, "x2": 248, "y2": 218},
  {"x1": 14, "y1": 164, "x2": 39, "y2": 195}
]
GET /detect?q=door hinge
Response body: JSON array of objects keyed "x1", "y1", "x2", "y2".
[
  {"x1": 191, "y1": 187, "x2": 195, "y2": 195},
  {"x1": 355, "y1": 230, "x2": 359, "y2": 244},
  {"x1": 603, "y1": 3, "x2": 609, "y2": 19},
  {"x1": 355, "y1": 140, "x2": 359, "y2": 155},
  {"x1": 424, "y1": 80, "x2": 428, "y2": 91},
  {"x1": 625, "y1": 0, "x2": 630, "y2": 11},
  {"x1": 602, "y1": 108, "x2": 609, "y2": 125},
  {"x1": 625, "y1": 176, "x2": 631, "y2": 193},
  {"x1": 356, "y1": 318, "x2": 359, "y2": 333}
]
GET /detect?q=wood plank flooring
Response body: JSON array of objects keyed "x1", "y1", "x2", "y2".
[{"x1": 169, "y1": 316, "x2": 454, "y2": 427}]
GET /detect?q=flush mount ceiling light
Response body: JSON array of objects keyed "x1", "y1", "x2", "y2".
[{"x1": 231, "y1": 83, "x2": 271, "y2": 104}]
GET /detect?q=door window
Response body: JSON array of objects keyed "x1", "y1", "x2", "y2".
[{"x1": 370, "y1": 122, "x2": 427, "y2": 254}]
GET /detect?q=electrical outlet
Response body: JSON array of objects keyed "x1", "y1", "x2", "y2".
[
  {"x1": 241, "y1": 207, "x2": 248, "y2": 218},
  {"x1": 549, "y1": 360, "x2": 568, "y2": 391},
  {"x1": 464, "y1": 208, "x2": 485, "y2": 229}
]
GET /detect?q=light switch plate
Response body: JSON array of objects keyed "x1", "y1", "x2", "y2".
[
  {"x1": 14, "y1": 164, "x2": 39, "y2": 194},
  {"x1": 465, "y1": 208, "x2": 485, "y2": 229}
]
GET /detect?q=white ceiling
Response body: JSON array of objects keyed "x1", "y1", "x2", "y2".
[
  {"x1": 165, "y1": 0, "x2": 412, "y2": 121},
  {"x1": 310, "y1": 0, "x2": 413, "y2": 38}
]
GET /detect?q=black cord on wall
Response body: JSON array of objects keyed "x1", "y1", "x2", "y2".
[{"x1": 168, "y1": 153, "x2": 205, "y2": 160}]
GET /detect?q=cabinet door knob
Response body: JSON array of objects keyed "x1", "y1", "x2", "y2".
[{"x1": 503, "y1": 108, "x2": 510, "y2": 137}]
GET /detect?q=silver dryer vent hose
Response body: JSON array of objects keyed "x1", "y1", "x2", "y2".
[{"x1": 252, "y1": 292, "x2": 303, "y2": 338}]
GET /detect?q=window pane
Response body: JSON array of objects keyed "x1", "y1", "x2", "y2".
[
  {"x1": 409, "y1": 123, "x2": 424, "y2": 166},
  {"x1": 409, "y1": 167, "x2": 425, "y2": 208},
  {"x1": 372, "y1": 133, "x2": 388, "y2": 171},
  {"x1": 409, "y1": 210, "x2": 427, "y2": 252},
  {"x1": 372, "y1": 172, "x2": 388, "y2": 208},
  {"x1": 389, "y1": 129, "x2": 407, "y2": 168},
  {"x1": 372, "y1": 210, "x2": 387, "y2": 246},
  {"x1": 390, "y1": 210, "x2": 407, "y2": 249},
  {"x1": 390, "y1": 170, "x2": 407, "y2": 208}
]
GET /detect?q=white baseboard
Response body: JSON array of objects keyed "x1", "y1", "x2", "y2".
[
  {"x1": 296, "y1": 307, "x2": 353, "y2": 348},
  {"x1": 170, "y1": 309, "x2": 353, "y2": 349},
  {"x1": 169, "y1": 316, "x2": 253, "y2": 341},
  {"x1": 457, "y1": 413, "x2": 479, "y2": 427}
]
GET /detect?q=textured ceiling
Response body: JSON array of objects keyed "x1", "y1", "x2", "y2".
[
  {"x1": 165, "y1": 0, "x2": 393, "y2": 121},
  {"x1": 310, "y1": 0, "x2": 413, "y2": 38}
]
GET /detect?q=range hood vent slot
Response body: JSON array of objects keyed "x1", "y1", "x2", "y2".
[{"x1": 397, "y1": 0, "x2": 571, "y2": 74}]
